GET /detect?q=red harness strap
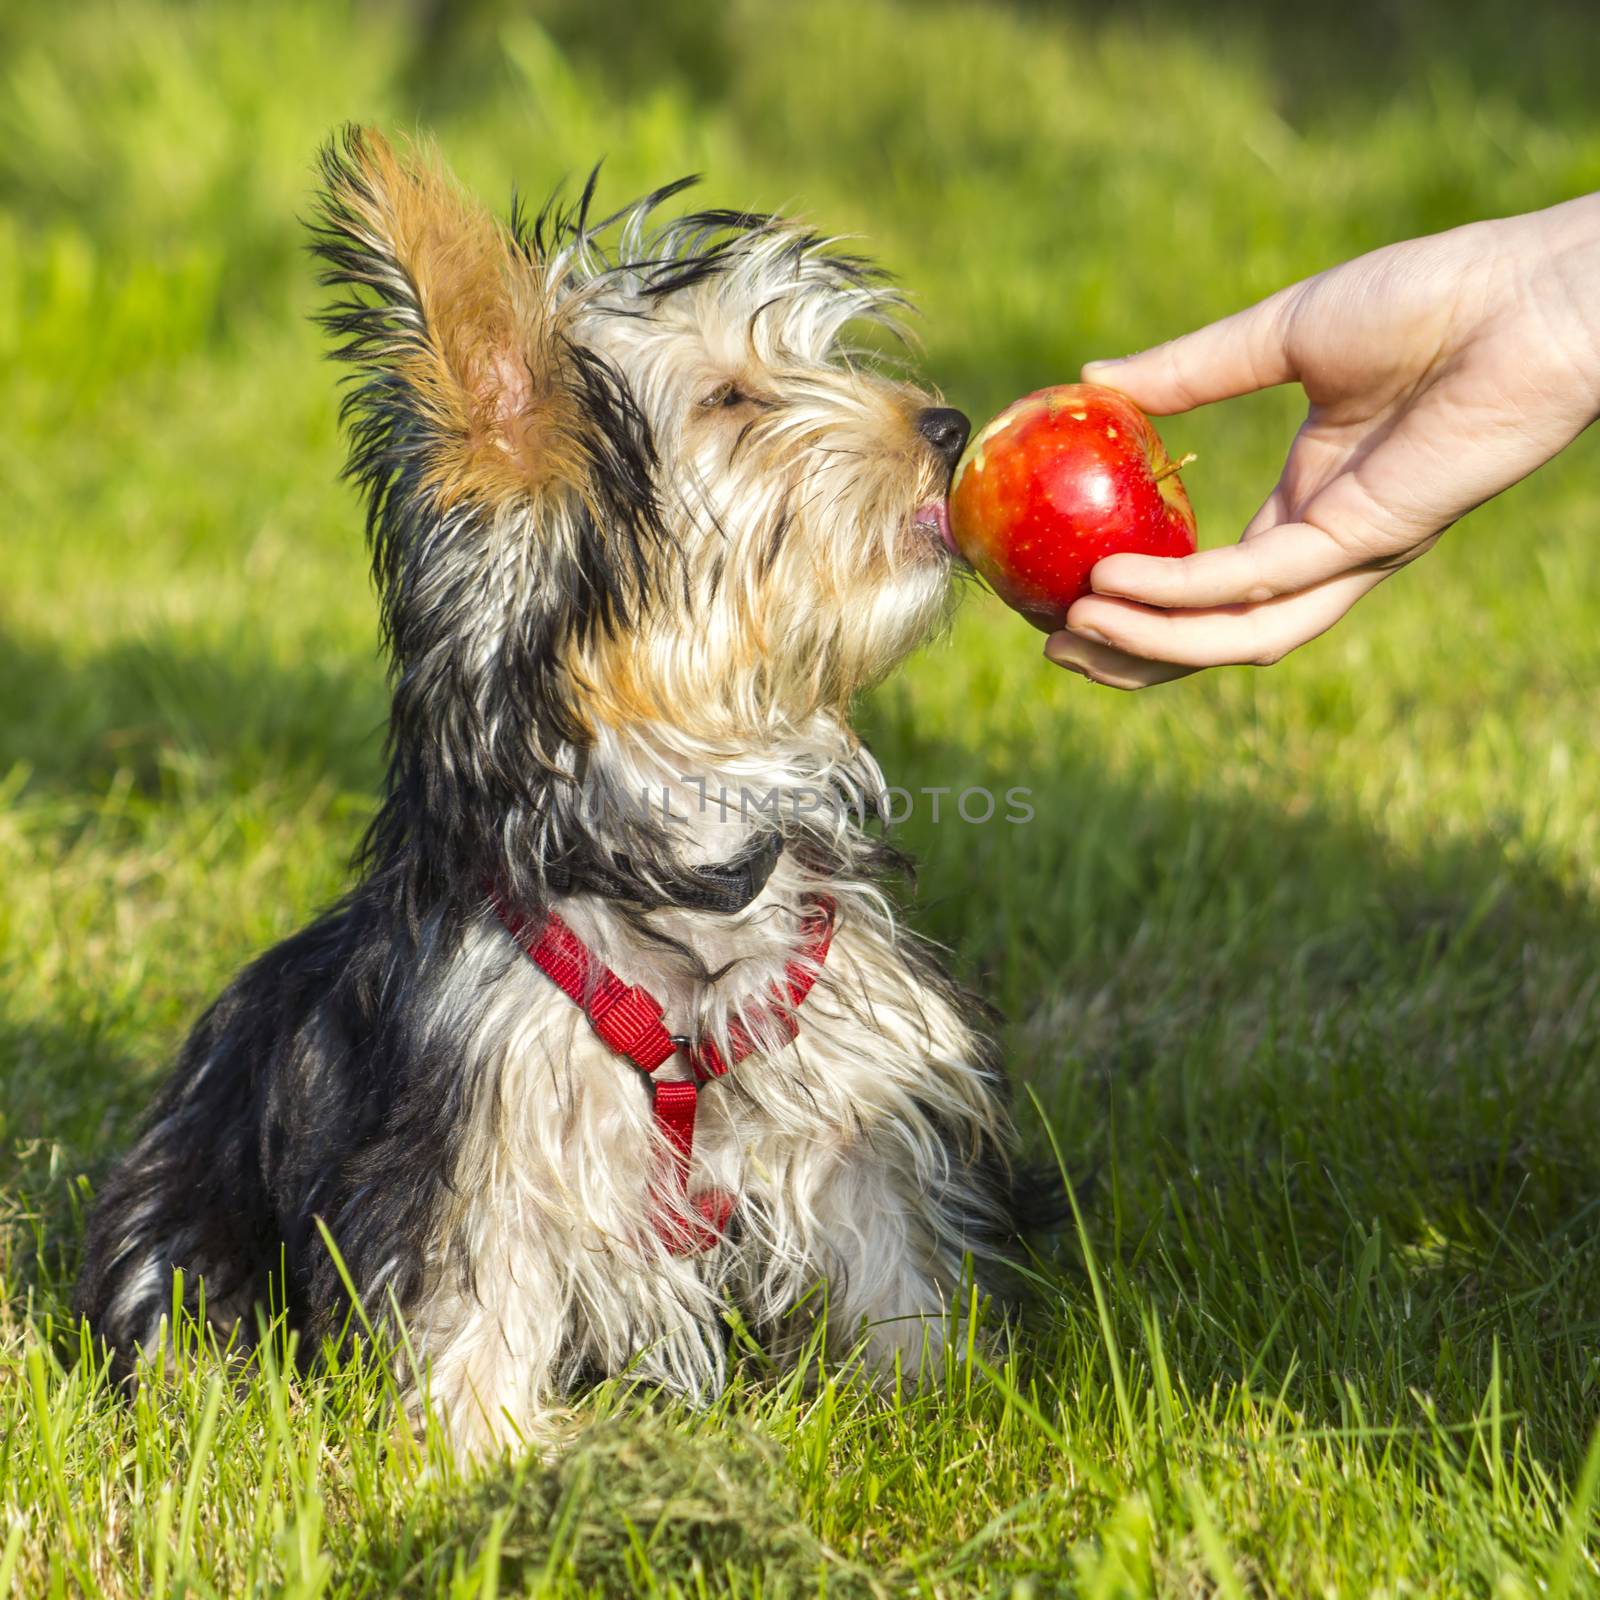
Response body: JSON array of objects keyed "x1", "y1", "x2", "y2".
[{"x1": 495, "y1": 895, "x2": 836, "y2": 1254}]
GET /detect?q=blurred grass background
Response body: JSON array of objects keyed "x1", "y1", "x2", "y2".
[{"x1": 4, "y1": 1, "x2": 1600, "y2": 1594}]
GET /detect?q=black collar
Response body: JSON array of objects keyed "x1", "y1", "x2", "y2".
[{"x1": 543, "y1": 830, "x2": 784, "y2": 914}]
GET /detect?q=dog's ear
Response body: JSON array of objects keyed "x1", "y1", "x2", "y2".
[{"x1": 309, "y1": 126, "x2": 661, "y2": 653}]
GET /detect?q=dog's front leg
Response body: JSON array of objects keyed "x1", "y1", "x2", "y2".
[
  {"x1": 399, "y1": 1247, "x2": 578, "y2": 1457},
  {"x1": 799, "y1": 1142, "x2": 974, "y2": 1383},
  {"x1": 404, "y1": 1226, "x2": 732, "y2": 1456}
]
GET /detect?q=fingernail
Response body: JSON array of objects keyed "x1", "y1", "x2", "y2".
[
  {"x1": 1082, "y1": 355, "x2": 1128, "y2": 370},
  {"x1": 1070, "y1": 624, "x2": 1107, "y2": 645}
]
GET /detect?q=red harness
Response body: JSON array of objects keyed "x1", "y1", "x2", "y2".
[{"x1": 495, "y1": 896, "x2": 836, "y2": 1254}]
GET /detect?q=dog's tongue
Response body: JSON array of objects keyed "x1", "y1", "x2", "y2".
[{"x1": 916, "y1": 499, "x2": 957, "y2": 555}]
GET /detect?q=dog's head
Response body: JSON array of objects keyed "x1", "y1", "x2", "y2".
[{"x1": 312, "y1": 129, "x2": 966, "y2": 906}]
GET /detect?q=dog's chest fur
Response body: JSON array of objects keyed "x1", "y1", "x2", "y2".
[{"x1": 406, "y1": 884, "x2": 999, "y2": 1450}]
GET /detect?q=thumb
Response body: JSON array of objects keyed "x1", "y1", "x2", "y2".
[{"x1": 1082, "y1": 283, "x2": 1300, "y2": 415}]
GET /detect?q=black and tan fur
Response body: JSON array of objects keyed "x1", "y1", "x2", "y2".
[{"x1": 76, "y1": 128, "x2": 1041, "y2": 1454}]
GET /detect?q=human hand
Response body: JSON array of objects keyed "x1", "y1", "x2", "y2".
[{"x1": 1046, "y1": 193, "x2": 1600, "y2": 688}]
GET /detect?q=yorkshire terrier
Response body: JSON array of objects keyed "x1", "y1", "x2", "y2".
[{"x1": 76, "y1": 128, "x2": 1040, "y2": 1454}]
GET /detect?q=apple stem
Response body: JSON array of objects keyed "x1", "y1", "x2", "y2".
[{"x1": 1153, "y1": 451, "x2": 1197, "y2": 485}]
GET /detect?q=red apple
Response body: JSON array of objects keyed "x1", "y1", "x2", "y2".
[{"x1": 948, "y1": 383, "x2": 1198, "y2": 631}]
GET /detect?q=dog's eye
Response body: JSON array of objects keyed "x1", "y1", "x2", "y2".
[{"x1": 699, "y1": 381, "x2": 746, "y2": 410}]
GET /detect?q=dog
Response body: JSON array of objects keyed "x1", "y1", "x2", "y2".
[{"x1": 75, "y1": 127, "x2": 1037, "y2": 1455}]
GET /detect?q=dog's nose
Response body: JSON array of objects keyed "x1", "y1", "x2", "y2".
[{"x1": 916, "y1": 406, "x2": 971, "y2": 467}]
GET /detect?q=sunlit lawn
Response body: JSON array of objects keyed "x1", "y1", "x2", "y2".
[{"x1": 4, "y1": 1, "x2": 1600, "y2": 1593}]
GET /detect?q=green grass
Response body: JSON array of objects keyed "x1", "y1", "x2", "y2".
[{"x1": 5, "y1": 0, "x2": 1600, "y2": 1592}]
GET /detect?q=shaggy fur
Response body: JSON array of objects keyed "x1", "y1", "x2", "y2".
[{"x1": 75, "y1": 127, "x2": 1036, "y2": 1455}]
